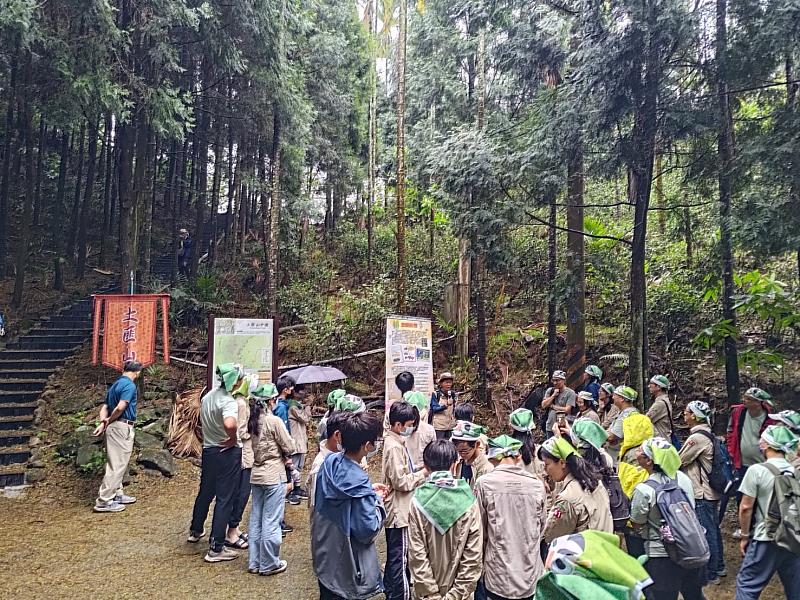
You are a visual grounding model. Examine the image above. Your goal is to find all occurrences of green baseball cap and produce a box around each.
[585,365,603,379]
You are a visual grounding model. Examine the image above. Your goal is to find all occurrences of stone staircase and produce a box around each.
[0,290,113,487]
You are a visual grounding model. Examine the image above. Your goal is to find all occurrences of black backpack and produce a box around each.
[696,430,736,495]
[604,470,631,532]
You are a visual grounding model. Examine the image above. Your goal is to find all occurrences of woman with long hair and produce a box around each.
[598,383,619,430]
[508,408,545,483]
[247,383,296,576]
[538,437,614,545]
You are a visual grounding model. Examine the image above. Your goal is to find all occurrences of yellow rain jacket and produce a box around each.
[616,413,654,498]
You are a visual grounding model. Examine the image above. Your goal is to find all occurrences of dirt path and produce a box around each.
[0,461,784,600]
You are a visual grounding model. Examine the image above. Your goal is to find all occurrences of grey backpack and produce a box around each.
[645,477,710,569]
[763,463,800,555]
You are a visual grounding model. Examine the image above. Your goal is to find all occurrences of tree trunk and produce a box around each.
[54,130,70,248]
[142,137,159,275]
[67,122,86,259]
[12,62,34,308]
[367,0,378,275]
[100,113,113,267]
[394,0,408,313]
[164,140,178,282]
[117,120,135,292]
[566,145,586,391]
[0,56,16,280]
[209,131,223,266]
[130,118,149,281]
[683,203,693,267]
[474,28,488,405]
[77,119,99,279]
[268,114,282,316]
[717,0,741,404]
[654,151,666,235]
[32,115,46,227]
[547,189,558,378]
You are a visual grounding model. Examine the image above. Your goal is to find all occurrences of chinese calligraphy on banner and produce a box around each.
[384,316,434,410]
[92,294,170,371]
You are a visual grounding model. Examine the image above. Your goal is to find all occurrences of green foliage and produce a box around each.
[170,275,229,327]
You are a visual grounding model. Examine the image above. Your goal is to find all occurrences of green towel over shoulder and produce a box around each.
[412,471,475,535]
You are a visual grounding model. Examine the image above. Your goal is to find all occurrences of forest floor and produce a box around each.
[0,448,784,600]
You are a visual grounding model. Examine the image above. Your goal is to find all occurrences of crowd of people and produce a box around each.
[91,361,800,600]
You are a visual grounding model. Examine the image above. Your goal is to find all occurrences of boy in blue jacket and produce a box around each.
[311,411,388,600]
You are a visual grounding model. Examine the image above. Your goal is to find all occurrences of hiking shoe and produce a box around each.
[294,487,310,500]
[281,522,294,534]
[187,529,206,543]
[286,493,301,505]
[93,501,126,513]
[204,547,240,563]
[732,528,743,539]
[114,493,137,505]
[260,560,287,576]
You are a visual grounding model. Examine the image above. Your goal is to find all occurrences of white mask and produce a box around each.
[400,426,415,437]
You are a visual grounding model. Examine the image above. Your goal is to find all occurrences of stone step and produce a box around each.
[29,328,92,337]
[7,340,83,350]
[0,359,63,372]
[0,445,31,466]
[0,429,32,447]
[0,349,73,361]
[0,464,26,487]
[0,402,37,418]
[0,390,40,404]
[39,320,93,329]
[0,415,33,430]
[0,379,46,392]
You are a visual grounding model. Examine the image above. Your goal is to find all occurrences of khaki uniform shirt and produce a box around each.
[646,394,673,440]
[474,464,547,599]
[432,391,457,432]
[236,397,254,469]
[579,409,602,425]
[679,424,720,501]
[250,411,296,486]
[543,474,614,544]
[289,404,311,455]
[601,404,621,431]
[408,500,483,600]
[407,422,436,471]
[382,431,427,528]
[457,451,494,490]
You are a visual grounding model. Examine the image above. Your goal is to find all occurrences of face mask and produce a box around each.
[400,426,414,437]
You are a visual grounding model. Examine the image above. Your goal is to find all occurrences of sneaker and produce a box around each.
[248,567,259,574]
[114,493,137,505]
[295,487,310,500]
[281,522,294,534]
[187,529,206,543]
[260,560,287,576]
[93,501,126,513]
[732,528,743,540]
[204,547,240,563]
[705,578,721,586]
[718,569,727,577]
[286,494,301,506]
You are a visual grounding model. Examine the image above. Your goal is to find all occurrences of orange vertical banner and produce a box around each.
[92,294,170,371]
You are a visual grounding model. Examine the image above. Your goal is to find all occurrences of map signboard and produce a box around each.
[207,317,278,390]
[385,316,434,409]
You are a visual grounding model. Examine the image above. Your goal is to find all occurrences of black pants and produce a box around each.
[228,467,252,529]
[190,446,242,552]
[644,556,705,600]
[625,531,646,560]
[383,527,411,600]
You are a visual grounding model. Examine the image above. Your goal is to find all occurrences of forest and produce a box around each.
[0,0,798,407]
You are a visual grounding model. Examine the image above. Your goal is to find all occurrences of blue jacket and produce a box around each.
[430,389,456,413]
[312,452,385,599]
[273,397,291,432]
[585,381,601,403]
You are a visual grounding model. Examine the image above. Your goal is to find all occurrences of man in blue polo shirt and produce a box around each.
[93,360,143,513]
